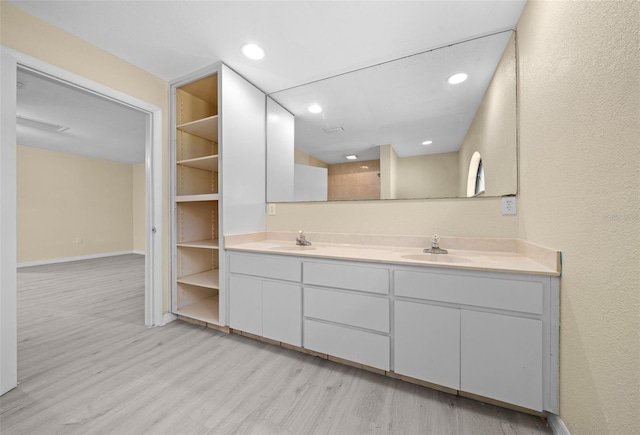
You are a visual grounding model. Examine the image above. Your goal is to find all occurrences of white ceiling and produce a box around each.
[11,0,526,163]
[12,0,526,93]
[270,31,513,164]
[17,68,146,164]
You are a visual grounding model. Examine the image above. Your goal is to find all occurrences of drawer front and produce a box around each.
[304,319,390,370]
[395,270,543,315]
[303,262,389,294]
[230,253,301,282]
[304,287,389,333]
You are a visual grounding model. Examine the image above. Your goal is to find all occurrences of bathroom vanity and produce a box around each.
[224,233,560,415]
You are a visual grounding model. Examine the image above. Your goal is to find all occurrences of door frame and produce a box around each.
[1,47,165,395]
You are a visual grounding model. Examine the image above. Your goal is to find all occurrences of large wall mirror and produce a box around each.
[266,30,517,202]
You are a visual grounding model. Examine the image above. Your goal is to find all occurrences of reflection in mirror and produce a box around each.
[267,30,517,202]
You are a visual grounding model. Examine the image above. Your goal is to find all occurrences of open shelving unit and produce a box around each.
[173,73,221,325]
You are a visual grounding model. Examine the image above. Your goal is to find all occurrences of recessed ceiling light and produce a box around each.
[447,73,468,85]
[241,43,265,60]
[308,104,323,114]
[345,155,358,160]
[422,140,433,145]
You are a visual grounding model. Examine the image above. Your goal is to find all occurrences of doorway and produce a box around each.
[1,48,164,396]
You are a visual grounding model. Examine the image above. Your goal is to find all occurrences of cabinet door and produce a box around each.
[229,275,262,336]
[263,281,302,346]
[394,301,460,390]
[461,310,543,411]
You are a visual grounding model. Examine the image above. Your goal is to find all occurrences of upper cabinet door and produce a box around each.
[220,65,266,236]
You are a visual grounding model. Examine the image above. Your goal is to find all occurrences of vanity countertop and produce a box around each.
[225,232,561,276]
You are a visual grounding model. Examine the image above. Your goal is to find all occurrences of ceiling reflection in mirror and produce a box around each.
[266,30,517,202]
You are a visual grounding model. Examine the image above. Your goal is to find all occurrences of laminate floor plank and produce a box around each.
[1,254,552,434]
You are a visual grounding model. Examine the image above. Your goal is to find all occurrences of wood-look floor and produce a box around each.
[1,254,552,435]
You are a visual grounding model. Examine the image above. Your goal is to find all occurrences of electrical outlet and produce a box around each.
[268,203,276,216]
[502,197,517,215]
[75,236,83,244]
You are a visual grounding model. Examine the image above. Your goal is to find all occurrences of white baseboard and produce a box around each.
[17,250,140,268]
[548,413,571,435]
[132,250,146,256]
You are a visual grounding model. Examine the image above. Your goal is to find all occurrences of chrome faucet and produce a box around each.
[423,234,448,254]
[296,230,312,246]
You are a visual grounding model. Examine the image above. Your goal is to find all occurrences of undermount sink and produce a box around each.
[269,245,317,251]
[401,253,473,264]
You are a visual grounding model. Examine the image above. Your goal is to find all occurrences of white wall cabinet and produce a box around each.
[394,300,460,390]
[171,65,265,326]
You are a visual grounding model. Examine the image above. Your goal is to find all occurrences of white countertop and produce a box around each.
[225,232,561,276]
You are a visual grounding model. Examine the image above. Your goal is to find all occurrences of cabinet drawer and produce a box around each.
[303,262,389,294]
[304,319,390,370]
[395,270,543,315]
[230,254,301,282]
[304,288,389,333]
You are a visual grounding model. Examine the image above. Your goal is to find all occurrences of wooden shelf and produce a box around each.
[177,115,218,141]
[177,239,219,249]
[177,269,219,289]
[176,295,219,324]
[175,194,219,202]
[177,155,218,172]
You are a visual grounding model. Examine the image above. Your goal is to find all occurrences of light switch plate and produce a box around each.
[502,197,517,215]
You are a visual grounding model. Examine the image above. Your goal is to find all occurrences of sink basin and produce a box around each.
[269,245,317,251]
[401,254,472,264]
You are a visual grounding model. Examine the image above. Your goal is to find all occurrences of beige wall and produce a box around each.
[17,146,133,262]
[380,144,398,199]
[517,1,639,433]
[458,31,517,197]
[294,148,328,168]
[132,163,145,252]
[397,152,460,199]
[1,2,170,309]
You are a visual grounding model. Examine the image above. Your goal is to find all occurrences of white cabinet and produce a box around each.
[304,319,390,370]
[228,253,302,346]
[394,301,460,390]
[263,281,302,346]
[461,310,543,411]
[228,275,262,336]
[304,287,389,333]
[171,65,266,326]
[226,252,558,413]
[301,261,391,371]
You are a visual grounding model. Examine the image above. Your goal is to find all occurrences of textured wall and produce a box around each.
[458,32,517,197]
[266,197,518,238]
[17,146,134,262]
[397,152,460,199]
[1,3,169,309]
[517,1,639,433]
